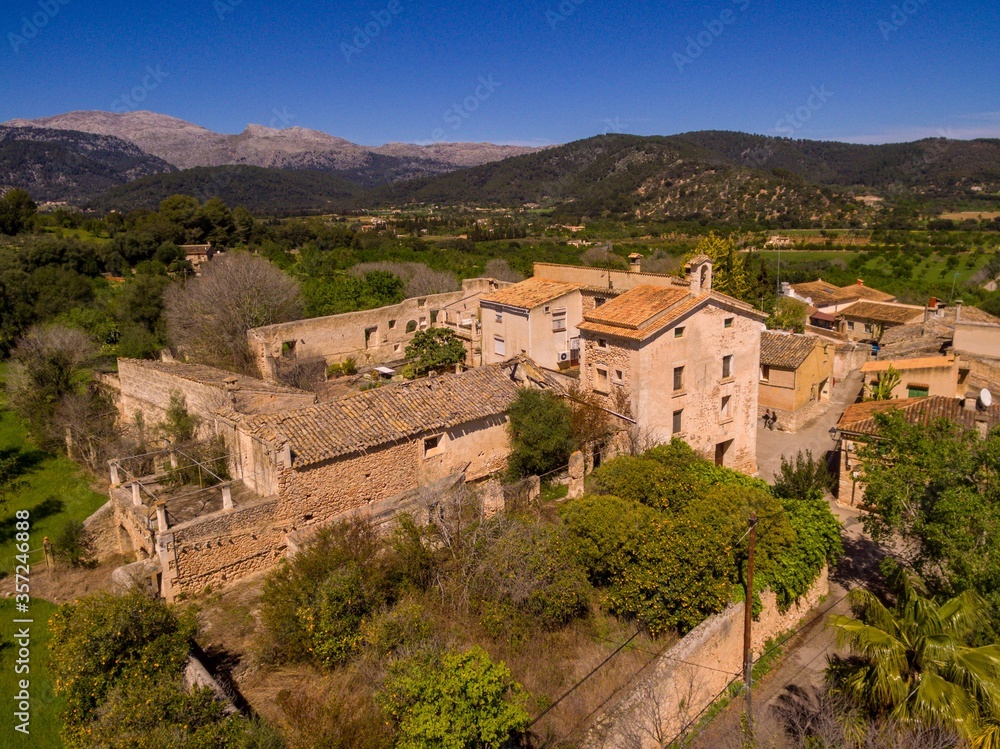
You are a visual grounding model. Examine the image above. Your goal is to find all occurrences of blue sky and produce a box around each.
[2,0,998,146]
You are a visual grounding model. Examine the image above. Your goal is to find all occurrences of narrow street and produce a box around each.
[689,371,881,747]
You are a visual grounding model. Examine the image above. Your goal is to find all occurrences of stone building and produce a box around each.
[835,396,1000,507]
[114,358,318,441]
[479,258,692,373]
[248,278,508,383]
[758,332,835,432]
[576,258,767,473]
[783,279,896,313]
[107,358,553,599]
[953,302,1000,362]
[836,301,925,341]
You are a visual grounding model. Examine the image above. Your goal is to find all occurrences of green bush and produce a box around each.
[377,647,530,749]
[259,519,401,668]
[506,389,574,479]
[53,519,94,567]
[773,449,835,500]
[766,496,843,609]
[49,590,195,730]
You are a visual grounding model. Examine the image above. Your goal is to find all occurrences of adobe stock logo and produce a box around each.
[430,76,501,142]
[8,0,72,54]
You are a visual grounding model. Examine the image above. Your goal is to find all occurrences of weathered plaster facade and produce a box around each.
[248,278,506,381]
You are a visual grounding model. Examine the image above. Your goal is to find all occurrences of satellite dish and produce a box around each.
[981,389,993,408]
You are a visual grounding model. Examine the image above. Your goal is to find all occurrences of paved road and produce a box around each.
[756,371,864,483]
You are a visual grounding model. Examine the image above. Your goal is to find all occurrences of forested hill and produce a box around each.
[358,132,1000,223]
[91,166,362,215]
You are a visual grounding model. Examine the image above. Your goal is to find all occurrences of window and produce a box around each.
[388,319,396,329]
[494,336,506,357]
[553,315,567,332]
[613,368,624,385]
[393,344,401,353]
[722,355,733,379]
[364,326,378,348]
[598,338,608,348]
[423,435,442,457]
[673,366,684,391]
[417,298,427,308]
[907,384,930,398]
[672,409,683,435]
[724,317,734,329]
[760,364,770,382]
[281,340,297,358]
[406,320,418,333]
[495,311,503,323]
[674,327,685,338]
[544,305,551,314]
[419,317,428,329]
[721,395,732,420]
[595,366,609,392]
[847,321,855,331]
[430,310,439,323]
[595,297,606,307]
[864,323,873,334]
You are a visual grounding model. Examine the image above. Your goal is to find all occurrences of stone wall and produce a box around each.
[585,566,830,748]
[167,497,282,596]
[118,360,229,441]
[248,279,505,381]
[834,343,871,383]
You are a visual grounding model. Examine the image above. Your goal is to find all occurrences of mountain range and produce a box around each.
[2,110,1000,224]
[1,110,540,202]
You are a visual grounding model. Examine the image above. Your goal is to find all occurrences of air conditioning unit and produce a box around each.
[558,352,570,362]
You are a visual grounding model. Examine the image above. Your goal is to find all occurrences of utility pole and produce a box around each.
[743,513,758,734]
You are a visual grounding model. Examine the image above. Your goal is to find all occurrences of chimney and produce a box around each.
[224,376,240,392]
[928,297,938,310]
[955,300,963,323]
[856,279,864,286]
[628,253,643,273]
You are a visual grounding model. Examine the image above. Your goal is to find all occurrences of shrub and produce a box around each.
[506,389,574,479]
[259,519,400,668]
[377,647,530,749]
[49,590,195,730]
[54,519,94,567]
[773,449,835,500]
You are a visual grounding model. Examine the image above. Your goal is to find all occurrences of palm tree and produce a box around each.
[828,571,1000,747]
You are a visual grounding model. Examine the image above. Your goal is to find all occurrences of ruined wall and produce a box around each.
[534,263,685,292]
[585,566,830,748]
[117,360,229,440]
[249,279,503,381]
[834,343,871,381]
[167,497,282,596]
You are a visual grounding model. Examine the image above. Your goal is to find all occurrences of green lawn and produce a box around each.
[0,406,108,574]
[0,597,63,746]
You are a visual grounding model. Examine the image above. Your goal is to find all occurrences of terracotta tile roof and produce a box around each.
[852,285,897,303]
[789,280,852,306]
[118,358,309,395]
[838,301,924,325]
[242,362,525,467]
[578,289,765,341]
[479,277,579,310]
[958,306,1000,326]
[861,356,955,373]
[760,332,818,369]
[838,395,1000,437]
[583,285,691,328]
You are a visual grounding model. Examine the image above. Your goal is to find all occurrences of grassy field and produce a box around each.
[0,405,108,574]
[0,597,63,746]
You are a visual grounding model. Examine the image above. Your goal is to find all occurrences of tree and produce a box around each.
[5,325,96,446]
[768,297,808,332]
[506,389,574,479]
[688,232,750,301]
[773,449,834,500]
[856,413,1000,620]
[405,327,467,376]
[828,570,1000,745]
[866,364,900,401]
[0,188,37,235]
[164,253,302,374]
[377,647,530,749]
